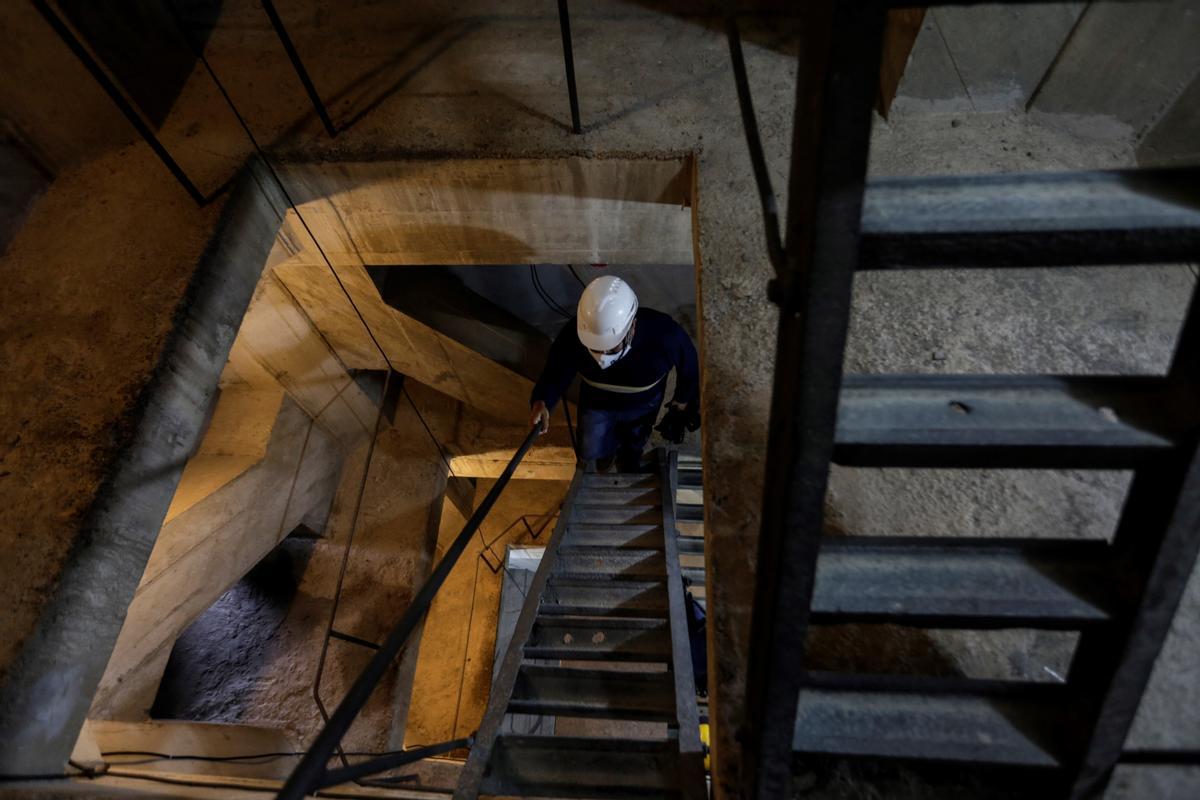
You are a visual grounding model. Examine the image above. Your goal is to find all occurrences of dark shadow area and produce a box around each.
[58,0,224,128]
[795,757,1069,800]
[0,125,51,256]
[150,531,315,721]
[370,265,554,383]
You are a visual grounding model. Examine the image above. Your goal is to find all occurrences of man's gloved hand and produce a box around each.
[655,401,700,444]
[529,401,550,435]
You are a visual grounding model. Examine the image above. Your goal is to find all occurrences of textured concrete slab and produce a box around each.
[0,161,281,773]
[1029,0,1200,136]
[934,4,1084,112]
[88,398,340,720]
[894,4,1084,114]
[1138,71,1200,167]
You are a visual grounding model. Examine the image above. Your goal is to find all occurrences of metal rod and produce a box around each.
[329,630,380,650]
[657,450,706,799]
[556,0,583,134]
[31,0,206,205]
[278,425,543,800]
[725,13,785,273]
[742,3,887,799]
[311,370,398,771]
[318,737,472,788]
[260,0,339,138]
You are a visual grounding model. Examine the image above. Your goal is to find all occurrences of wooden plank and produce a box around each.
[877,9,926,119]
[453,469,585,799]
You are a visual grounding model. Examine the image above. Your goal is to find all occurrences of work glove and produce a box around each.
[529,401,550,435]
[655,403,700,444]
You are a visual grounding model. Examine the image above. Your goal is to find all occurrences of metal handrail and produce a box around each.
[278,424,544,798]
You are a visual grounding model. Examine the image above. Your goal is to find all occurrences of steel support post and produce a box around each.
[261,0,339,138]
[1067,290,1200,798]
[32,0,208,205]
[740,3,886,799]
[557,0,583,134]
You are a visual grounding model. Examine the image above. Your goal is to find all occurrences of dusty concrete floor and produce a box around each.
[0,143,226,681]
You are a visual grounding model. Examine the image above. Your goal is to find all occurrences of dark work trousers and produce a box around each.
[577,390,664,472]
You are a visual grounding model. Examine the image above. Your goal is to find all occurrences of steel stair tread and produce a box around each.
[577,487,664,505]
[554,547,667,580]
[582,473,662,489]
[509,664,676,722]
[573,505,665,526]
[541,578,670,616]
[858,167,1200,268]
[483,735,681,799]
[793,683,1068,768]
[565,524,665,548]
[539,603,670,619]
[812,537,1114,628]
[527,616,671,662]
[835,374,1192,469]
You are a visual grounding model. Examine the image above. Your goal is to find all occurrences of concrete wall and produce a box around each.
[276,159,693,266]
[87,397,342,721]
[0,162,283,773]
[892,3,1085,114]
[892,1,1200,161]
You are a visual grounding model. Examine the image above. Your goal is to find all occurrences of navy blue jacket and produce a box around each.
[531,308,699,412]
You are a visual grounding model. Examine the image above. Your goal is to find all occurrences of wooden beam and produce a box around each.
[877,9,926,119]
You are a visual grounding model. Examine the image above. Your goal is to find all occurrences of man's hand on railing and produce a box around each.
[530,400,550,435]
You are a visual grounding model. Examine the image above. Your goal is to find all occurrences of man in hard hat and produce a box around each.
[529,276,699,472]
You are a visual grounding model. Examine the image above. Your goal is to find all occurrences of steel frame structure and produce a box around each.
[734,2,1200,799]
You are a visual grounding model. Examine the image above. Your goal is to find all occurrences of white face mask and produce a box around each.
[592,342,631,370]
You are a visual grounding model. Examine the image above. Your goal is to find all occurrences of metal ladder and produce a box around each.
[456,450,706,799]
[735,3,1200,799]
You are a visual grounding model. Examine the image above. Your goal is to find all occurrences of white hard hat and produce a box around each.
[577,276,638,351]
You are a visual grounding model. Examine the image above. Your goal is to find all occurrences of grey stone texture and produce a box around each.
[893,4,1084,114]
[1029,0,1200,136]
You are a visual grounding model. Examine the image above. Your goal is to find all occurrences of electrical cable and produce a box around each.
[530,264,573,319]
[568,264,588,288]
[100,746,436,765]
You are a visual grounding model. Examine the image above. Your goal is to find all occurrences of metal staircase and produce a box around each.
[732,3,1200,799]
[456,450,706,799]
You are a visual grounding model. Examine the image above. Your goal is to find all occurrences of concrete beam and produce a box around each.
[88,399,341,720]
[275,158,694,266]
[90,720,301,780]
[233,271,379,451]
[273,251,533,422]
[0,162,284,774]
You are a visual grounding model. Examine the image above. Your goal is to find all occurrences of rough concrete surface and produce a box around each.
[893,4,1084,114]
[0,0,1197,793]
[88,397,342,721]
[0,158,283,773]
[123,383,455,758]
